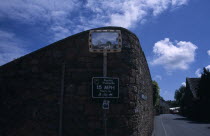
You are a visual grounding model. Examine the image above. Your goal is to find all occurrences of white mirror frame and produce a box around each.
[89,29,122,53]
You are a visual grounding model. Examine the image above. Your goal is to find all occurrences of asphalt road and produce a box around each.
[153,114,210,136]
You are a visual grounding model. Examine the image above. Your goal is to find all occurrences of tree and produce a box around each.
[197,68,210,121]
[174,85,187,115]
[152,80,160,107]
[166,100,179,107]
[174,86,186,106]
[197,68,210,99]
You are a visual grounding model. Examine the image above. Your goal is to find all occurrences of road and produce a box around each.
[153,114,210,136]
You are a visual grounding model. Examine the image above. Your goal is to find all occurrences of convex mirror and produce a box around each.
[89,30,122,53]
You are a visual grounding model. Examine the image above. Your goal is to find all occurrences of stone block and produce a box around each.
[130,77,136,84]
[77,85,88,96]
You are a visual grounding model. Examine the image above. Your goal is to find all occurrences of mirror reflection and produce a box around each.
[91,32,119,49]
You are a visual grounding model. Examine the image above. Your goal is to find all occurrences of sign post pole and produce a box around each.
[103,51,108,136]
[89,29,122,136]
[103,51,107,77]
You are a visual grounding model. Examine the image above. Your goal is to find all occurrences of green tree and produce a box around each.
[174,86,186,115]
[174,86,186,106]
[166,100,179,107]
[152,80,160,107]
[197,68,210,121]
[106,41,112,45]
[197,68,210,99]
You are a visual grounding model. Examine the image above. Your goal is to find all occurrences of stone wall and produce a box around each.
[0,27,153,136]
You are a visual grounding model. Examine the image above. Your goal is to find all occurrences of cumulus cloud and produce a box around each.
[0,0,78,23]
[0,0,189,41]
[151,38,197,70]
[195,68,202,77]
[172,0,189,6]
[181,82,186,87]
[195,65,210,77]
[207,50,210,56]
[206,65,210,71]
[0,30,28,66]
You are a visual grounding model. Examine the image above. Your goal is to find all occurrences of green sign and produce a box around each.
[92,77,119,98]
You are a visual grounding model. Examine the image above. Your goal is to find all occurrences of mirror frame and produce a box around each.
[89,29,122,53]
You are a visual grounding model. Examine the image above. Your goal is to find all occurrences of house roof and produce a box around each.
[186,78,201,99]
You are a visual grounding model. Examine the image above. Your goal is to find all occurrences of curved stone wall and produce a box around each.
[0,27,153,136]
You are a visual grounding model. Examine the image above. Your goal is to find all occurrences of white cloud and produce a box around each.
[151,38,197,70]
[50,26,71,41]
[172,0,189,6]
[181,82,186,87]
[144,0,171,16]
[206,65,210,71]
[154,75,162,80]
[195,68,202,77]
[108,1,147,28]
[0,30,28,66]
[195,65,210,77]
[0,0,78,23]
[0,0,189,41]
[207,50,210,56]
[0,0,82,41]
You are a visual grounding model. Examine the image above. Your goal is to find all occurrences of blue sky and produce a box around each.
[0,0,210,100]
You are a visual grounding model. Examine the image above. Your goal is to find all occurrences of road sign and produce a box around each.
[92,77,119,98]
[102,100,110,109]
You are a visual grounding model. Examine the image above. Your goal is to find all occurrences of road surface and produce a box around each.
[153,114,210,136]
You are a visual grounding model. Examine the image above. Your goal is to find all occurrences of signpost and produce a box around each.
[92,77,119,98]
[89,29,122,136]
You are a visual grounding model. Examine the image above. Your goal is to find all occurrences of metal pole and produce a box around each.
[103,52,107,77]
[104,109,107,136]
[103,51,107,136]
[59,63,65,136]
